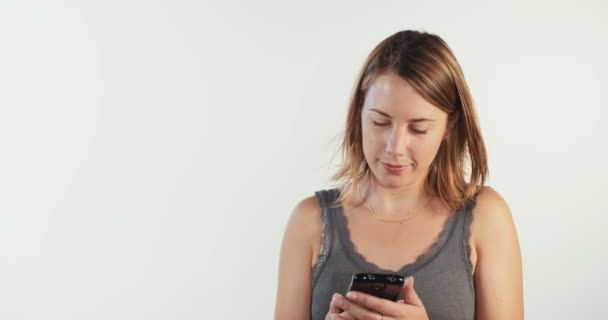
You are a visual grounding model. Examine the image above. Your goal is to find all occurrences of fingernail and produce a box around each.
[335,296,344,306]
[346,291,357,299]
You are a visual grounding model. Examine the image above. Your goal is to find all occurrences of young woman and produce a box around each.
[275,30,523,320]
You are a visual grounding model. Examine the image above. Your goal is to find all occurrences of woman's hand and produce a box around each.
[332,277,429,320]
[325,293,355,320]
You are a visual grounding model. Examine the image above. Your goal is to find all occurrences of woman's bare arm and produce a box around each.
[472,187,524,319]
[274,196,323,320]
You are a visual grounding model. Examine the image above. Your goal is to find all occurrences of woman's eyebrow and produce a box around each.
[369,108,435,122]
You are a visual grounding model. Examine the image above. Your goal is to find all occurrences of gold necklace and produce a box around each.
[358,183,430,225]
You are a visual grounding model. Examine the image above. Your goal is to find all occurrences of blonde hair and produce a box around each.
[330,30,488,211]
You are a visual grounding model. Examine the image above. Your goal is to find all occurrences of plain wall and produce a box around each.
[0,0,606,318]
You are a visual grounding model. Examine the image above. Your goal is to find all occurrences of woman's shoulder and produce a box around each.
[283,193,325,247]
[291,194,323,222]
[470,186,517,248]
[471,186,511,219]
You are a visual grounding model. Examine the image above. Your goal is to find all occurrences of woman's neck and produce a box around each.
[358,176,433,218]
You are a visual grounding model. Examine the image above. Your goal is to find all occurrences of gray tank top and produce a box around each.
[311,188,476,320]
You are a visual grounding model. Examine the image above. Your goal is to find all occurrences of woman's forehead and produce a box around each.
[363,73,446,120]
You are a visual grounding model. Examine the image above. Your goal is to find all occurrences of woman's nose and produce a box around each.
[385,126,408,156]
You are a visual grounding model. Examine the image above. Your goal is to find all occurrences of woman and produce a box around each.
[275,30,523,320]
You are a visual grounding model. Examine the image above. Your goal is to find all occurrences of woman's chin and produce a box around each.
[376,175,408,187]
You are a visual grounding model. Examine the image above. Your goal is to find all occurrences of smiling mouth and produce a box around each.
[382,162,407,168]
[381,162,409,174]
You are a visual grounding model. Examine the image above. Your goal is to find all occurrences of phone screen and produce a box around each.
[347,273,404,301]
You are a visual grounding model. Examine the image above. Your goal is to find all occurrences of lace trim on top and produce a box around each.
[461,199,477,279]
[335,189,466,275]
[312,190,334,286]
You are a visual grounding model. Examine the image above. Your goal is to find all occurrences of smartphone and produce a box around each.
[347,273,404,301]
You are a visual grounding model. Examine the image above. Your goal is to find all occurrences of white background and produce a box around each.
[0,0,606,319]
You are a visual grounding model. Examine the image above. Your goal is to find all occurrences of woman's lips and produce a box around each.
[382,162,408,174]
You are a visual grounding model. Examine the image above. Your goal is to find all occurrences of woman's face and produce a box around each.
[361,72,450,189]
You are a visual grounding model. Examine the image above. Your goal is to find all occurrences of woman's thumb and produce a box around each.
[403,277,424,307]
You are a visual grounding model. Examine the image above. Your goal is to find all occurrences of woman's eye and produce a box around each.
[372,121,427,134]
[372,121,390,127]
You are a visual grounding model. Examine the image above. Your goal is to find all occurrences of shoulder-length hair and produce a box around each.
[330,30,488,211]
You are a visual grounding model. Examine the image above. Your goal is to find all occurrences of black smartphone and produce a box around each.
[347,273,404,301]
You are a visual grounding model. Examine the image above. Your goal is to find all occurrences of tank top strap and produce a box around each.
[459,197,477,277]
[312,188,341,285]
